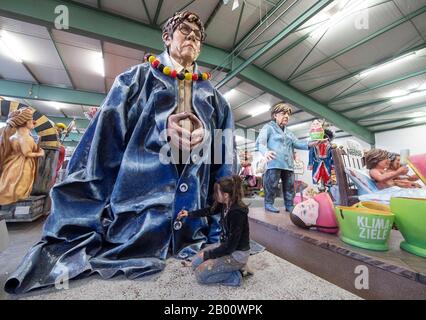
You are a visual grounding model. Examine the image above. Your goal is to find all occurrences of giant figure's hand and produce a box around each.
[264,151,276,162]
[167,112,204,151]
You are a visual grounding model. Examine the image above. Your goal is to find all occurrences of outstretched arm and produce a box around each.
[369,166,408,183]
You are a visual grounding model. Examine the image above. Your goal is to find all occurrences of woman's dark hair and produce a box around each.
[212,175,248,211]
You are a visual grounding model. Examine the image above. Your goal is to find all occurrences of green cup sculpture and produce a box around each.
[390,197,426,258]
[335,202,394,251]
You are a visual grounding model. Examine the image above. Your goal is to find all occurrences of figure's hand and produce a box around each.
[167,113,192,151]
[177,209,189,220]
[265,151,276,162]
[187,113,204,149]
[38,148,45,157]
[167,112,204,151]
[397,166,409,175]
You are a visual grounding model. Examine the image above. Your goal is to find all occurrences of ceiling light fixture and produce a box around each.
[359,51,417,78]
[0,30,23,63]
[391,90,426,104]
[250,104,270,118]
[232,0,240,11]
[414,116,426,123]
[47,101,65,110]
[311,0,365,38]
[94,51,105,77]
[223,88,236,100]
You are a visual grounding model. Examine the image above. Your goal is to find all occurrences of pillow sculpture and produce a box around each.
[313,192,339,234]
[290,193,339,234]
[345,168,379,195]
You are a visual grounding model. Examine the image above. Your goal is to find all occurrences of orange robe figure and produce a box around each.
[0,137,38,205]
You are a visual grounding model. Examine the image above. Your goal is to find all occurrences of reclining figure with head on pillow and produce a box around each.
[365,149,420,189]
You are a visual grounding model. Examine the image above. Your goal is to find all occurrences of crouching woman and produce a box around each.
[177,175,250,287]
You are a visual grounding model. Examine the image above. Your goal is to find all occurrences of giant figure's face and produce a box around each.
[273,111,290,127]
[164,20,202,65]
[26,119,36,130]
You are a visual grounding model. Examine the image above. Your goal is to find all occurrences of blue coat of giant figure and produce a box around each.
[5,51,236,294]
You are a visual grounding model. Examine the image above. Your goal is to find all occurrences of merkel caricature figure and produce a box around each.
[5,11,236,294]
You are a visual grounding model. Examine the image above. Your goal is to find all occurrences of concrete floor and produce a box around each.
[0,216,361,300]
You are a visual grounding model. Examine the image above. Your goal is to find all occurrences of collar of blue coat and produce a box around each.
[150,51,215,124]
[270,120,287,133]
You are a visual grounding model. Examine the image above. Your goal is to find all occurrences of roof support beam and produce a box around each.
[306,42,426,94]
[47,28,75,89]
[0,78,250,130]
[264,0,395,69]
[141,0,153,25]
[212,0,293,74]
[158,0,197,26]
[216,0,333,89]
[0,79,106,106]
[366,117,423,128]
[233,0,290,56]
[355,102,426,121]
[153,0,163,26]
[0,0,374,144]
[204,0,223,30]
[328,68,426,103]
[340,98,392,115]
[375,121,426,133]
[289,5,426,81]
[232,1,246,50]
[246,110,306,129]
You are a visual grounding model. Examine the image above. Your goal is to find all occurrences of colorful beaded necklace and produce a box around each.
[144,54,211,81]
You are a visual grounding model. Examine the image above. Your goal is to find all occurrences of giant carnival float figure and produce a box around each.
[0,108,45,205]
[5,10,236,294]
[0,100,63,215]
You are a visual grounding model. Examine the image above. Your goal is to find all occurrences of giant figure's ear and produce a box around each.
[162,32,172,47]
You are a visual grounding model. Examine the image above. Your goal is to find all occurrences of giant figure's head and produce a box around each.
[270,102,293,128]
[162,11,206,67]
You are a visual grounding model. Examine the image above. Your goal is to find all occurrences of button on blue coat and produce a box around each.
[4,52,236,294]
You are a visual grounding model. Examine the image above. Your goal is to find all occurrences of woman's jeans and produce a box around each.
[191,244,248,287]
[264,168,295,212]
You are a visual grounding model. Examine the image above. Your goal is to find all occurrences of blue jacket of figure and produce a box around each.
[4,51,236,294]
[256,121,308,171]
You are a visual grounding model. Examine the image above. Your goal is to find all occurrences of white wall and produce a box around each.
[375,125,426,155]
[334,136,371,151]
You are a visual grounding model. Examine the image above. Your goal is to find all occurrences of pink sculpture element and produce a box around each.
[313,192,339,234]
[408,154,426,185]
